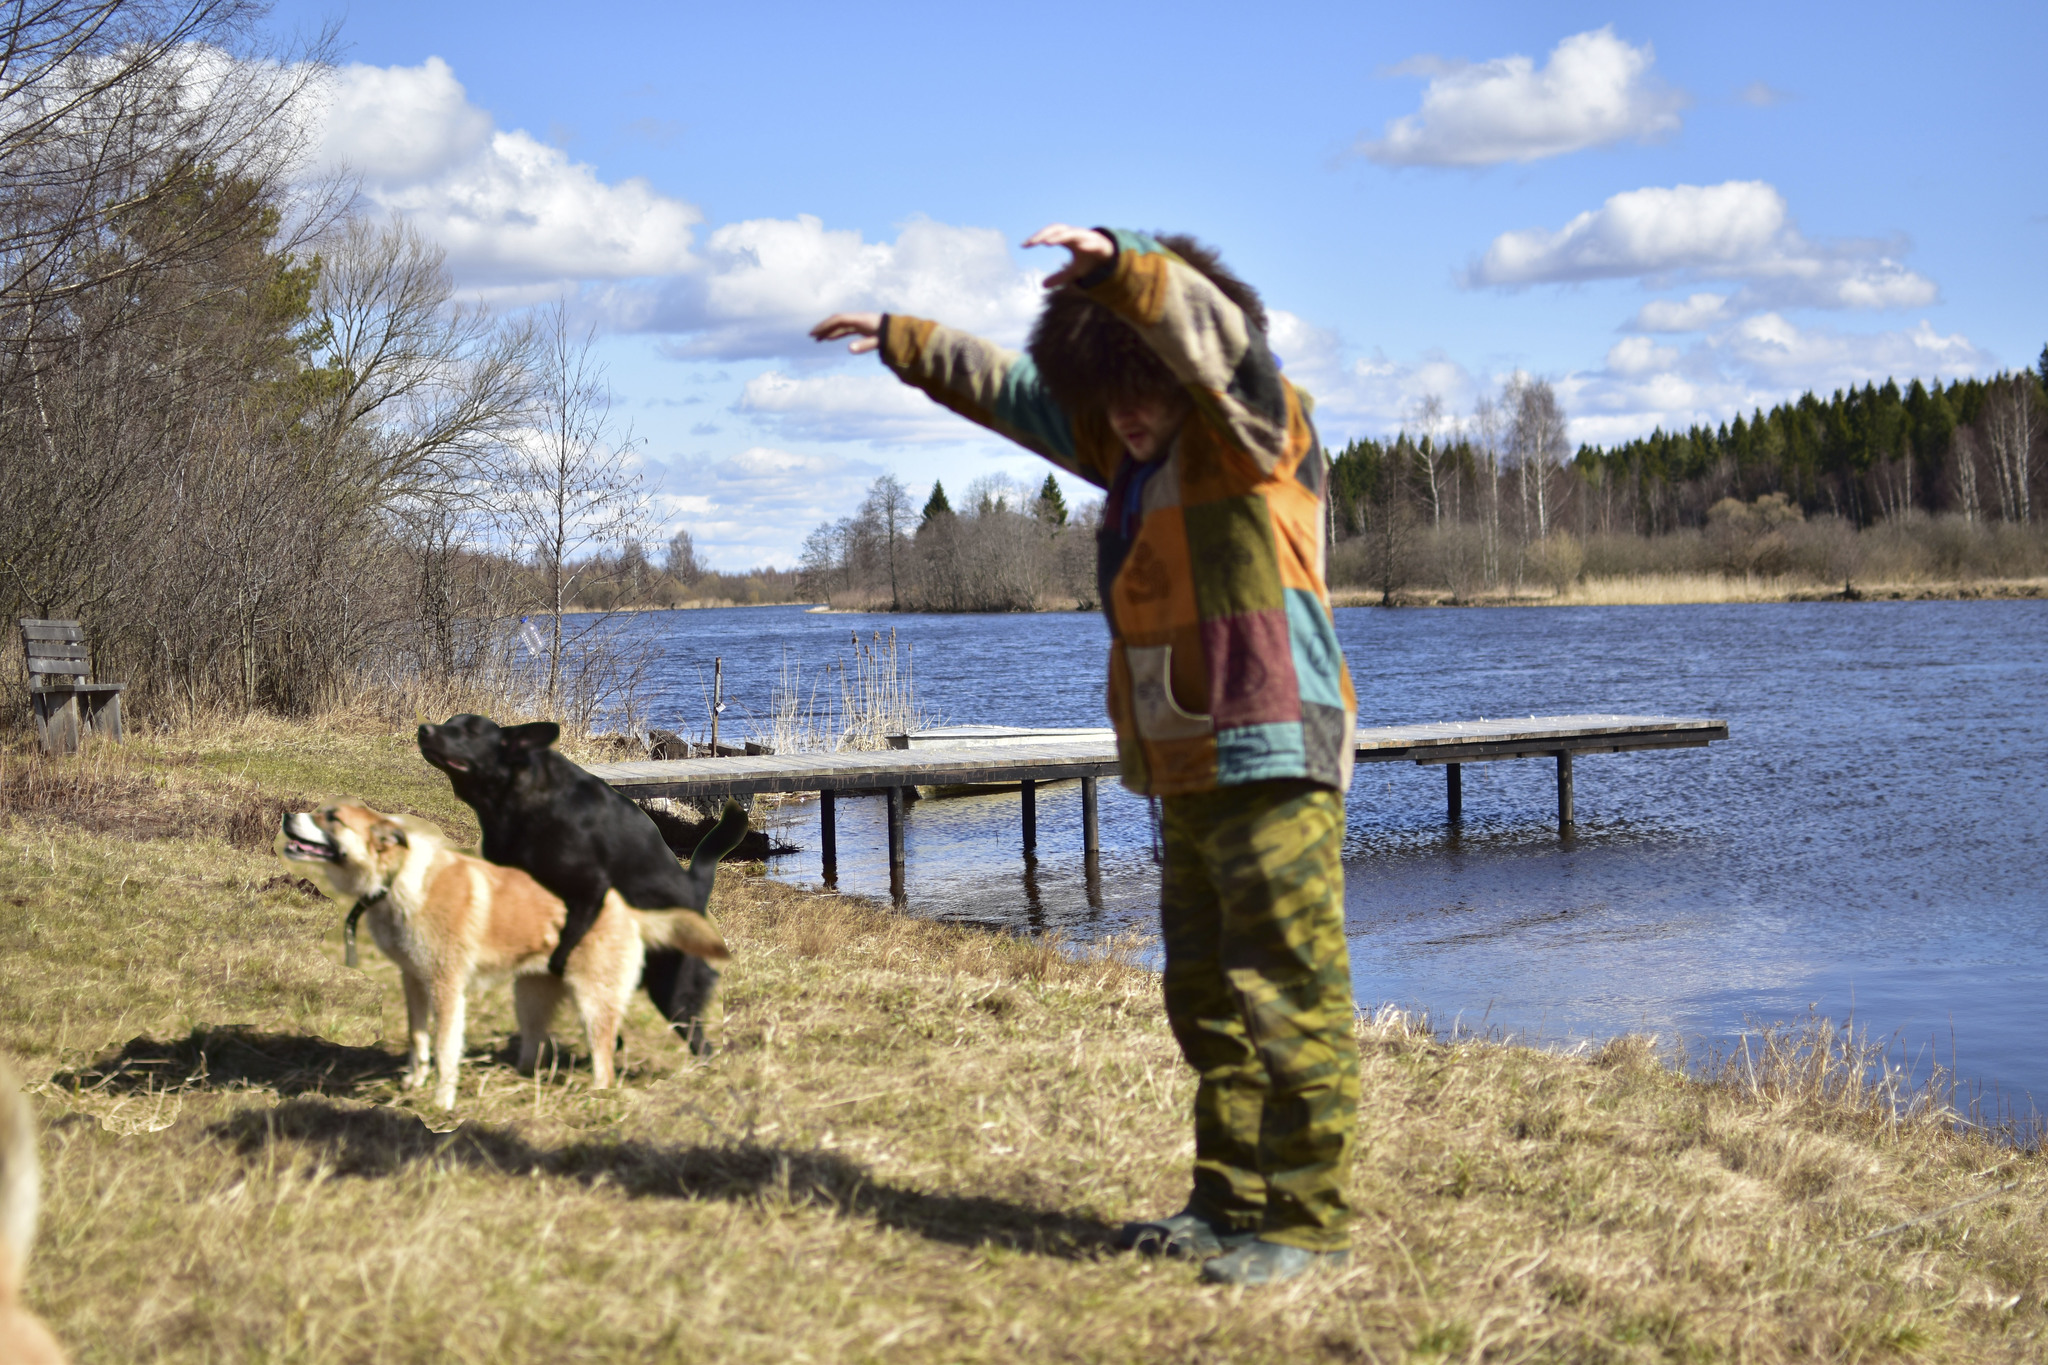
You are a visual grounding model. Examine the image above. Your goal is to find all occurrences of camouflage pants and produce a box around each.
[1159,780,1359,1252]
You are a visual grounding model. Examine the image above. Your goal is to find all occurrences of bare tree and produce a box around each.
[1508,376,1570,541]
[499,302,645,707]
[1368,442,1417,606]
[1983,374,2040,524]
[1952,426,1982,524]
[664,528,702,585]
[306,216,538,679]
[1470,391,1504,588]
[0,4,341,386]
[858,473,914,610]
[1410,393,1451,527]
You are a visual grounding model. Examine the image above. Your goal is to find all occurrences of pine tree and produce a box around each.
[1037,473,1068,526]
[2037,342,2047,392]
[921,479,952,523]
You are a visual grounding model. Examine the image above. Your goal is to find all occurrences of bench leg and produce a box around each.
[31,691,80,756]
[83,691,122,742]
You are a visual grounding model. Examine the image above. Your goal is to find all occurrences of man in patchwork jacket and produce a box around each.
[812,224,1360,1285]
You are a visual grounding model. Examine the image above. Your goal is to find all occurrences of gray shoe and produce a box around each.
[1199,1239,1351,1285]
[1114,1209,1258,1260]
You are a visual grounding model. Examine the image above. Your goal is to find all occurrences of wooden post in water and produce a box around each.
[1080,776,1100,859]
[1020,778,1037,854]
[1555,750,1574,832]
[819,790,837,885]
[710,657,722,756]
[886,786,906,903]
[1446,763,1462,823]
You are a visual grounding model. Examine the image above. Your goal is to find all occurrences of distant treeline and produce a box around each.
[1330,358,2048,544]
[795,473,1098,612]
[780,358,2048,613]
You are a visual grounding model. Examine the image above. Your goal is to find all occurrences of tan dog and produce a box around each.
[276,803,730,1109]
[1,1064,68,1365]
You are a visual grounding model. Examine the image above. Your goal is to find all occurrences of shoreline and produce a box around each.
[5,717,2046,1360]
[564,576,2048,617]
[1331,576,2048,609]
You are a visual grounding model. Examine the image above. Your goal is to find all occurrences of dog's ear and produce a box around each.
[501,722,561,753]
[371,820,409,851]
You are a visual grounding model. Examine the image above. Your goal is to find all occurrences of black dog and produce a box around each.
[417,714,749,1053]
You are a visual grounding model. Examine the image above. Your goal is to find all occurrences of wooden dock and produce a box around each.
[583,714,1728,897]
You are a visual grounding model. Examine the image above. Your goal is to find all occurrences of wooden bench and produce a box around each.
[18,619,124,754]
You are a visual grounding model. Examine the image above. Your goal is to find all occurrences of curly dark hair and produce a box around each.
[1026,232,1265,413]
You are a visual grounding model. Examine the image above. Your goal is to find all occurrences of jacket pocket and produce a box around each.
[1124,643,1213,740]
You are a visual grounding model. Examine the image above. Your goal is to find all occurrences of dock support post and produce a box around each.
[1021,779,1037,854]
[886,786,906,903]
[1080,776,1099,858]
[1446,763,1462,823]
[1555,751,1574,832]
[819,790,837,886]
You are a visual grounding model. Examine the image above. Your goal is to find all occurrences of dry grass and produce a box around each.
[1555,573,1815,605]
[2,722,2047,1361]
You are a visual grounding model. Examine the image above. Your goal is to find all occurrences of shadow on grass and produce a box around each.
[52,1026,406,1097]
[209,1097,1117,1258]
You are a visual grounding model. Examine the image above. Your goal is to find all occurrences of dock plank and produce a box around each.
[582,713,1728,799]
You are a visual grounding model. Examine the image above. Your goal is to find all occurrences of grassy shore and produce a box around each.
[2,719,2046,1362]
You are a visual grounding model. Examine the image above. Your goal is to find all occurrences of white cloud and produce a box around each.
[1267,309,1478,440]
[640,445,885,566]
[1737,81,1794,108]
[614,215,1045,360]
[1629,293,1733,332]
[310,59,1047,360]
[1604,336,1682,375]
[314,60,701,292]
[314,57,492,182]
[1269,302,1989,453]
[1359,28,1686,167]
[1469,180,1938,311]
[1563,316,1988,446]
[733,367,1001,445]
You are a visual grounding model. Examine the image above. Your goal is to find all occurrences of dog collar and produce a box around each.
[344,888,389,969]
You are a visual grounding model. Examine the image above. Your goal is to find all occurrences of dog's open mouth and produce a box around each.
[279,813,343,863]
[416,728,471,772]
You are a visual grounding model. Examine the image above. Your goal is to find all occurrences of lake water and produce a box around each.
[605,600,2048,1115]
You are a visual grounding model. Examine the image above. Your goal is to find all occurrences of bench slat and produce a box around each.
[29,680,123,693]
[25,642,89,662]
[18,620,84,642]
[26,656,90,674]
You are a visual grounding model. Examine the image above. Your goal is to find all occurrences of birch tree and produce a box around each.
[501,302,644,707]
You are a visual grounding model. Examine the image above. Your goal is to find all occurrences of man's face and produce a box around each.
[1107,395,1184,462]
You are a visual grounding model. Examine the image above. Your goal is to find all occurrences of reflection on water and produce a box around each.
[617,600,2048,1111]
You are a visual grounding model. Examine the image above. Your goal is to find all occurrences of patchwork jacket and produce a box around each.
[879,228,1356,798]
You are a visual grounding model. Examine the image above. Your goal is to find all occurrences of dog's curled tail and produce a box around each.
[631,908,732,967]
[1,1063,68,1364]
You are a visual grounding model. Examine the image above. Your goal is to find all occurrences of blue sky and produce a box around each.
[272,0,2047,569]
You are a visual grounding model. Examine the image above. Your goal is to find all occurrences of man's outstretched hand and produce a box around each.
[810,225,1110,348]
[811,311,883,354]
[1024,224,1115,288]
